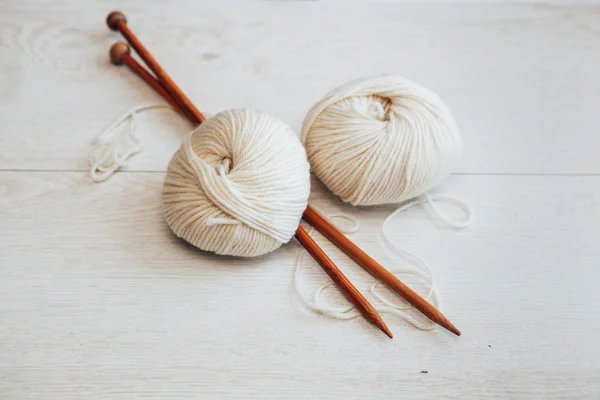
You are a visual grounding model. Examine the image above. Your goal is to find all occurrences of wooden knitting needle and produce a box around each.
[108,26,460,337]
[110,42,185,115]
[106,11,205,125]
[108,41,393,339]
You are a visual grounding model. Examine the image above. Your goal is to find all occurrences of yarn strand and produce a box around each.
[88,104,174,182]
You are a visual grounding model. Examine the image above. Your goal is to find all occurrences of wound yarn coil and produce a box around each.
[162,108,311,257]
[301,75,462,206]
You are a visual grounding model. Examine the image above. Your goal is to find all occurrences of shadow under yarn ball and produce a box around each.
[163,108,311,258]
[301,76,463,206]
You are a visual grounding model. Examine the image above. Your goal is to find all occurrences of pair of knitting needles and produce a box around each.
[105,11,460,338]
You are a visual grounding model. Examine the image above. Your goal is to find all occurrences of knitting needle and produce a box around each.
[108,26,461,337]
[108,41,393,339]
[109,42,186,115]
[106,11,205,125]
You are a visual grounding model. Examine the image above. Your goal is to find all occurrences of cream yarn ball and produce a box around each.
[163,108,310,257]
[301,76,462,206]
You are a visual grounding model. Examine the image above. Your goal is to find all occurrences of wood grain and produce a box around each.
[1,172,600,399]
[1,1,600,173]
[2,1,600,399]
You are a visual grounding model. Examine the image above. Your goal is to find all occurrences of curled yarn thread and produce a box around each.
[302,75,462,206]
[89,104,173,182]
[294,195,472,330]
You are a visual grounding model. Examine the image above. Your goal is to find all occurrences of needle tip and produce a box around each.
[445,322,461,336]
[375,320,393,339]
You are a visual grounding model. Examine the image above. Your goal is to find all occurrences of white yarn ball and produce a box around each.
[301,76,462,206]
[163,108,310,257]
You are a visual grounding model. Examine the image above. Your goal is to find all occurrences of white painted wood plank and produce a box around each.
[1,1,599,174]
[1,171,599,398]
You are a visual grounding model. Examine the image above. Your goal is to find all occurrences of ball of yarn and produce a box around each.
[163,108,310,257]
[301,76,462,206]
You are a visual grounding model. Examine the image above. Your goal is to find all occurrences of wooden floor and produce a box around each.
[1,1,600,399]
